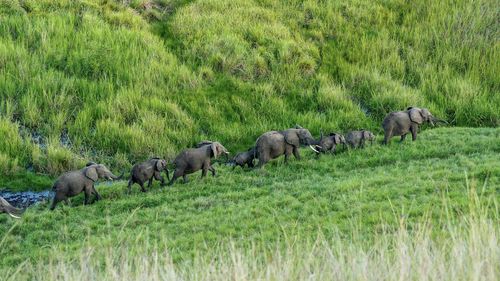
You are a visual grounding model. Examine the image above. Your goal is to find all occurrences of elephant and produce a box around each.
[127,158,169,193]
[50,164,123,210]
[255,128,319,168]
[168,141,229,185]
[382,107,447,144]
[0,196,23,218]
[346,130,375,149]
[313,132,346,155]
[229,147,256,169]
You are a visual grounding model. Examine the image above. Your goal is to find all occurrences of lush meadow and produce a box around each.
[0,127,499,279]
[0,0,498,279]
[0,0,498,178]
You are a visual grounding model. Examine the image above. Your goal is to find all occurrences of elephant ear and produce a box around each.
[155,159,163,171]
[283,130,300,147]
[84,166,98,182]
[332,134,341,144]
[409,108,424,124]
[362,130,371,139]
[211,142,218,159]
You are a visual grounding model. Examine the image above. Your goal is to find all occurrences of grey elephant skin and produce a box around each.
[382,107,446,144]
[0,196,23,218]
[168,141,229,185]
[128,158,169,193]
[314,132,346,154]
[230,147,256,169]
[346,130,375,149]
[255,128,318,168]
[50,164,122,210]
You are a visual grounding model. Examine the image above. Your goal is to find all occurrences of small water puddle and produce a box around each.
[0,190,54,209]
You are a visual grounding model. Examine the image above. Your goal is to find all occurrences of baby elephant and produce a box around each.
[230,147,256,169]
[169,141,229,185]
[313,132,346,155]
[51,163,122,210]
[128,158,169,193]
[346,130,375,149]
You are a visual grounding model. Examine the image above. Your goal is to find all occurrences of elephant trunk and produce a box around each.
[1,197,23,219]
[432,117,448,124]
[110,171,124,180]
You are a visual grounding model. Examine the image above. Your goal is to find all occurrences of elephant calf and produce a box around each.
[382,107,446,144]
[313,132,346,155]
[128,158,169,193]
[0,197,22,218]
[168,141,229,185]
[230,147,256,169]
[51,163,122,210]
[346,130,375,149]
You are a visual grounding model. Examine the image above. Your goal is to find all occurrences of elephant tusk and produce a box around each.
[8,212,21,219]
[309,145,320,153]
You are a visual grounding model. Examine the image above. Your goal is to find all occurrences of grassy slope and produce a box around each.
[0,127,498,268]
[0,0,499,179]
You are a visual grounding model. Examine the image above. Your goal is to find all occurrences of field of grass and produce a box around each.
[0,0,499,177]
[0,127,498,279]
[0,1,498,278]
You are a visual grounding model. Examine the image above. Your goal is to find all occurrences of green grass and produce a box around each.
[0,1,498,278]
[0,0,499,177]
[0,127,498,271]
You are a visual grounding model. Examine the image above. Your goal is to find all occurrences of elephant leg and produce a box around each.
[127,179,134,194]
[154,172,165,187]
[383,130,392,145]
[168,169,183,186]
[257,153,268,168]
[50,193,65,210]
[400,134,407,142]
[284,146,293,164]
[84,190,91,205]
[410,125,418,141]
[292,147,301,160]
[92,185,101,201]
[201,164,208,178]
[208,166,216,177]
[183,175,189,184]
[139,182,147,192]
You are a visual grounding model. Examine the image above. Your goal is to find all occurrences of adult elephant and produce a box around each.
[382,107,447,144]
[51,163,123,210]
[0,197,23,218]
[255,128,319,168]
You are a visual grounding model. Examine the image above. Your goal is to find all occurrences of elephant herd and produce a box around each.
[0,106,446,215]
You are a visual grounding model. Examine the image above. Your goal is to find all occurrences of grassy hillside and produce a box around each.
[0,0,498,178]
[0,127,498,273]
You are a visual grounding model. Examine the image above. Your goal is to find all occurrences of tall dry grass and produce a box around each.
[4,192,498,281]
